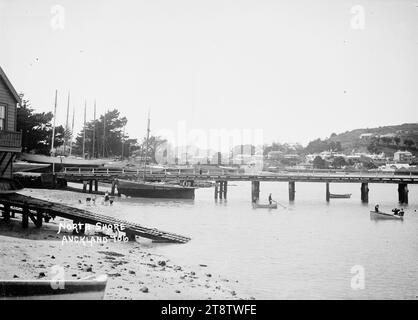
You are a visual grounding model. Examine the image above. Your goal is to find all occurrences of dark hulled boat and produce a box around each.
[329,193,352,199]
[0,275,107,300]
[117,179,195,199]
[117,111,195,199]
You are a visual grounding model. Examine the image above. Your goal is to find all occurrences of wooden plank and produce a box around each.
[0,194,190,243]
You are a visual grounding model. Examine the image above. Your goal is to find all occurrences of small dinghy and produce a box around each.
[329,193,352,199]
[0,275,107,300]
[252,202,278,209]
[0,177,24,194]
[370,211,403,220]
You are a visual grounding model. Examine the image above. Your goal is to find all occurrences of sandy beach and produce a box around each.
[0,188,250,300]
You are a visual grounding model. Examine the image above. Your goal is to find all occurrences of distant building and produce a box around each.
[360,133,374,139]
[393,150,413,163]
[378,163,410,172]
[0,66,22,178]
[379,133,396,138]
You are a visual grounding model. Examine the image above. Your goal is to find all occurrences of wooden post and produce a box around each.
[214,181,219,199]
[35,210,43,228]
[289,181,295,201]
[82,181,87,193]
[111,180,116,196]
[223,181,227,199]
[219,181,224,199]
[251,181,260,203]
[326,182,330,202]
[22,203,29,229]
[94,180,98,192]
[3,203,10,222]
[361,182,369,203]
[398,183,408,204]
[89,180,93,193]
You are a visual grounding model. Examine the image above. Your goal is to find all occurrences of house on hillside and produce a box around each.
[359,133,374,140]
[0,66,22,178]
[393,150,413,163]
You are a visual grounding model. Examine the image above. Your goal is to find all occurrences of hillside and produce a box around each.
[314,123,418,156]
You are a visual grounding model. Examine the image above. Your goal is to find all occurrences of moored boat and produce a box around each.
[13,161,51,172]
[0,275,107,300]
[117,179,195,199]
[20,153,106,168]
[329,193,352,199]
[252,202,278,209]
[370,210,403,220]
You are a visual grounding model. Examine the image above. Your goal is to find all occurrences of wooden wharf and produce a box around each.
[57,168,418,204]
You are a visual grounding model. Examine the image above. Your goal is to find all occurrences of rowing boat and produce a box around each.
[252,202,278,209]
[329,193,352,199]
[370,211,403,220]
[0,275,107,300]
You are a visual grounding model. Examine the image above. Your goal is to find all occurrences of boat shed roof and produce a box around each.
[0,66,21,103]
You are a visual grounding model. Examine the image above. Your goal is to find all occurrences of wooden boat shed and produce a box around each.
[0,66,22,179]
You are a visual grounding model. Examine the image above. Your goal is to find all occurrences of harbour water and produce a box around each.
[108,182,418,299]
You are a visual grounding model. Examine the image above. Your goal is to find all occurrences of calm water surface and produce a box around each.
[108,182,418,299]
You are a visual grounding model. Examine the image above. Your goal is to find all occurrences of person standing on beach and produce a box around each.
[103,191,110,205]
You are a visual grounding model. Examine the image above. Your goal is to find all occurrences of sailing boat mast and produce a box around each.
[82,100,86,159]
[64,92,70,155]
[69,107,75,156]
[102,110,106,158]
[142,110,150,181]
[51,90,58,174]
[51,90,58,156]
[92,100,96,159]
[121,124,125,160]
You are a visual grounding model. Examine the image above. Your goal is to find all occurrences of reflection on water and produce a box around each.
[106,182,418,299]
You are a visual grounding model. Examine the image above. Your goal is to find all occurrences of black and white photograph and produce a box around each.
[0,0,417,306]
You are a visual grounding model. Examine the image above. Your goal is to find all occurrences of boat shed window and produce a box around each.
[0,105,6,131]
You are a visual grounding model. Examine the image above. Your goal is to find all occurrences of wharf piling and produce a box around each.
[326,182,330,202]
[214,181,227,199]
[251,181,260,203]
[398,183,408,204]
[289,181,295,201]
[361,182,369,203]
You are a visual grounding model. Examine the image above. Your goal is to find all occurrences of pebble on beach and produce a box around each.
[140,286,149,293]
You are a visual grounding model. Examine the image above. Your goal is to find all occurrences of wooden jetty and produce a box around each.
[56,168,418,204]
[0,193,190,244]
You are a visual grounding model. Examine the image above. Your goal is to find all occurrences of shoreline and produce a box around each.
[0,188,251,300]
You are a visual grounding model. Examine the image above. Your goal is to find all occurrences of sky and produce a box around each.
[1,0,417,151]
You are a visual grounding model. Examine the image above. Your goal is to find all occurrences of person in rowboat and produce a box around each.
[392,208,400,215]
[374,204,380,212]
[268,193,273,205]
